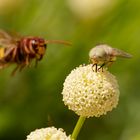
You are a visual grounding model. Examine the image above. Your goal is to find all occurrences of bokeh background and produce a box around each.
[0,0,139,140]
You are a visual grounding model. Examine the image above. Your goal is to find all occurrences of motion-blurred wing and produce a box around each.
[0,29,19,69]
[112,48,132,58]
[0,29,20,47]
[0,59,9,69]
[0,29,18,57]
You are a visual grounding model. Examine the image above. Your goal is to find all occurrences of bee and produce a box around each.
[89,44,132,72]
[0,29,71,75]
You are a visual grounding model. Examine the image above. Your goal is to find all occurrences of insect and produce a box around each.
[0,29,71,75]
[89,44,132,72]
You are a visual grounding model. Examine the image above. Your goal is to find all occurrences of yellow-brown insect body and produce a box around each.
[2,37,46,65]
[19,37,47,62]
[0,36,47,74]
[0,29,72,75]
[89,44,132,72]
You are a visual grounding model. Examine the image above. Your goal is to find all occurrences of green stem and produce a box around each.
[71,116,86,140]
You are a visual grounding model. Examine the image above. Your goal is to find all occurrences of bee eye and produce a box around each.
[31,40,38,48]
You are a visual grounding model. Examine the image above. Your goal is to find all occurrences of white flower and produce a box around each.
[67,0,117,19]
[26,127,71,140]
[62,64,120,118]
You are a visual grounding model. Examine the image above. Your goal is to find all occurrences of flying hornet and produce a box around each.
[0,29,71,75]
[89,44,132,72]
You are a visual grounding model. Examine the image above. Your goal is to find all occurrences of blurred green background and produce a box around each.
[0,0,139,139]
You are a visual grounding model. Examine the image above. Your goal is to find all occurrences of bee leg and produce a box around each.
[92,63,97,72]
[98,63,106,72]
[19,64,26,72]
[11,65,20,76]
[34,55,43,67]
[11,47,17,61]
[25,55,30,67]
[3,47,15,58]
[35,59,38,68]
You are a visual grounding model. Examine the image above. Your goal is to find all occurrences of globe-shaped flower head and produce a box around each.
[26,127,71,140]
[62,64,120,118]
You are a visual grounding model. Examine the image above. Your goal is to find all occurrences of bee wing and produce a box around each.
[0,59,9,69]
[0,29,21,39]
[0,29,21,70]
[0,29,21,47]
[0,29,13,40]
[0,30,18,69]
[112,48,132,58]
[0,29,19,58]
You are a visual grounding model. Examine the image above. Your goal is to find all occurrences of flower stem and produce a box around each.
[71,116,86,140]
